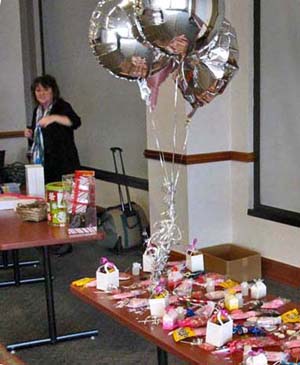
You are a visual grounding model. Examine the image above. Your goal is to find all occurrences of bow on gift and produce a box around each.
[187,238,198,255]
[99,257,117,273]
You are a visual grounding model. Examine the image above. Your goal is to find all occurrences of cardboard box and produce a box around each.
[202,244,261,282]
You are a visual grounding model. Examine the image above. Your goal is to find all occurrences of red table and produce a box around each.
[0,210,104,351]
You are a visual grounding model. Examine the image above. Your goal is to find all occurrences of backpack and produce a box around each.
[97,202,148,252]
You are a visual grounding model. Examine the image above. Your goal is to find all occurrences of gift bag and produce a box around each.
[96,258,119,291]
[205,312,233,347]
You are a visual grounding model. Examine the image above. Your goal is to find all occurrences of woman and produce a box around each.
[25,75,81,256]
[25,74,81,184]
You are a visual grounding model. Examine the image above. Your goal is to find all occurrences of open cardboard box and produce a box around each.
[202,243,261,282]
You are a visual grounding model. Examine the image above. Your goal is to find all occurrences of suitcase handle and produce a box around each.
[111,147,122,153]
[110,147,133,212]
[122,211,141,230]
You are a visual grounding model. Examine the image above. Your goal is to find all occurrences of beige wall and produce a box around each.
[230,0,300,266]
[0,0,27,163]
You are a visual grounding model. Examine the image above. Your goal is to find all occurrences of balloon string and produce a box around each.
[174,120,190,188]
[172,72,191,189]
[149,108,169,183]
[171,75,179,186]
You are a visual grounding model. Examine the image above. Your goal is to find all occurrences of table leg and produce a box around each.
[12,250,20,285]
[0,250,44,288]
[43,246,57,341]
[1,251,9,268]
[157,347,168,365]
[6,246,98,351]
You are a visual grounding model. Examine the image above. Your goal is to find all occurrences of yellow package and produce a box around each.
[281,309,300,323]
[173,327,196,342]
[219,279,239,289]
[72,277,95,287]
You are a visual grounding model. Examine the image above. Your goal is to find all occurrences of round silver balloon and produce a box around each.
[135,0,225,56]
[89,0,168,80]
[177,18,239,112]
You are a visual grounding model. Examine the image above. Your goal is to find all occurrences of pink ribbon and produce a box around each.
[147,61,175,110]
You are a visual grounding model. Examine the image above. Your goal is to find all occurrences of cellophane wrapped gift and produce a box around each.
[63,170,97,236]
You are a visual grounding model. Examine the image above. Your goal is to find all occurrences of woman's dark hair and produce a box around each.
[31,74,60,103]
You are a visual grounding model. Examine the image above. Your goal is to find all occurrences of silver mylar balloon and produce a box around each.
[177,18,239,112]
[89,0,168,80]
[135,0,225,56]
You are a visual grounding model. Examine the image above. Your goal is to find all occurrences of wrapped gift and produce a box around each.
[250,279,267,299]
[185,239,204,272]
[205,311,233,347]
[63,171,97,236]
[96,257,119,291]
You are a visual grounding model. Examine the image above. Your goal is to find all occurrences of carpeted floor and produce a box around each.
[0,244,299,365]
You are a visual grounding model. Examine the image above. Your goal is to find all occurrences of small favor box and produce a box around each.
[205,318,233,347]
[186,251,204,272]
[149,295,169,317]
[96,267,119,291]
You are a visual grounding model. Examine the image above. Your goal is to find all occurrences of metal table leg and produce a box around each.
[12,250,20,285]
[6,246,98,351]
[0,250,44,288]
[1,251,9,268]
[157,347,168,365]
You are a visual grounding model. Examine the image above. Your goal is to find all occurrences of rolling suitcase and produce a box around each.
[98,147,148,252]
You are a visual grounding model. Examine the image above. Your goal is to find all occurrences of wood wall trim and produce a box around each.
[170,251,300,287]
[81,165,149,191]
[144,149,255,165]
[0,131,24,139]
[262,257,300,287]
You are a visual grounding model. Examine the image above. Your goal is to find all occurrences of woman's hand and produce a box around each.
[24,128,33,139]
[39,114,72,128]
[38,115,54,128]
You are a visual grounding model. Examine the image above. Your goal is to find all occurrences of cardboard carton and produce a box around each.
[202,244,261,282]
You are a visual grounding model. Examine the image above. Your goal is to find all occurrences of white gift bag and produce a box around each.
[186,251,204,272]
[143,246,157,273]
[96,262,119,291]
[149,295,169,317]
[205,317,233,347]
